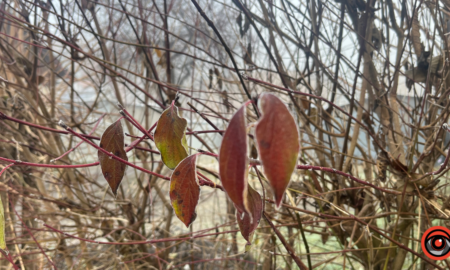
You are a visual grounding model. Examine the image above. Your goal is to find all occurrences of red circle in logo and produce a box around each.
[421,226,450,260]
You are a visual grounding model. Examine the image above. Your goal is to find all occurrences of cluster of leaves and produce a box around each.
[97,94,300,244]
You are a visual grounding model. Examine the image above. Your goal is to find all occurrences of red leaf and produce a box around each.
[170,154,200,227]
[255,93,300,207]
[154,104,189,169]
[219,105,249,213]
[98,119,128,196]
[236,185,263,244]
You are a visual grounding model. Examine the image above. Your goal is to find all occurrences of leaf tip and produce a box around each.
[274,195,283,209]
[183,212,197,228]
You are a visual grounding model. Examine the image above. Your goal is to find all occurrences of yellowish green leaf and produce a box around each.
[0,196,6,250]
[154,104,189,169]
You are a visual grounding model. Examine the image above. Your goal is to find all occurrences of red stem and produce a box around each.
[11,198,57,269]
[296,164,401,195]
[0,112,99,140]
[120,108,155,141]
[51,114,105,162]
[0,250,18,270]
[43,222,237,245]
[263,212,308,270]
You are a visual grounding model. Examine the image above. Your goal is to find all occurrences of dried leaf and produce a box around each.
[255,93,300,207]
[243,43,252,65]
[170,154,200,227]
[214,68,222,90]
[157,53,169,68]
[411,12,421,56]
[250,141,258,159]
[321,227,329,245]
[236,13,242,27]
[208,69,213,89]
[37,75,45,85]
[243,14,250,36]
[154,48,163,58]
[0,196,5,250]
[309,107,318,123]
[219,105,249,213]
[154,104,189,169]
[376,152,388,182]
[390,157,408,175]
[236,185,263,244]
[98,119,128,196]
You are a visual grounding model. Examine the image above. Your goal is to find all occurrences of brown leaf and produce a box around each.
[154,104,189,169]
[208,68,213,89]
[243,43,252,65]
[376,152,388,182]
[390,157,408,175]
[214,68,222,90]
[411,12,422,56]
[236,185,263,245]
[255,93,300,207]
[219,105,249,213]
[250,141,258,159]
[321,227,329,245]
[37,75,45,85]
[98,119,128,196]
[154,48,163,58]
[170,154,200,227]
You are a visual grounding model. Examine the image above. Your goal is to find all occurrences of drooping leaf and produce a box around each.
[376,151,389,182]
[390,157,408,174]
[208,69,213,89]
[255,93,300,208]
[411,12,421,56]
[321,227,329,245]
[0,196,5,250]
[98,119,128,196]
[219,105,249,213]
[154,48,163,58]
[236,185,263,244]
[154,104,189,169]
[169,154,200,227]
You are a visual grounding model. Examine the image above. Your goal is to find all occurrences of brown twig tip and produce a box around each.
[175,92,181,103]
[58,120,68,129]
[117,102,124,109]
